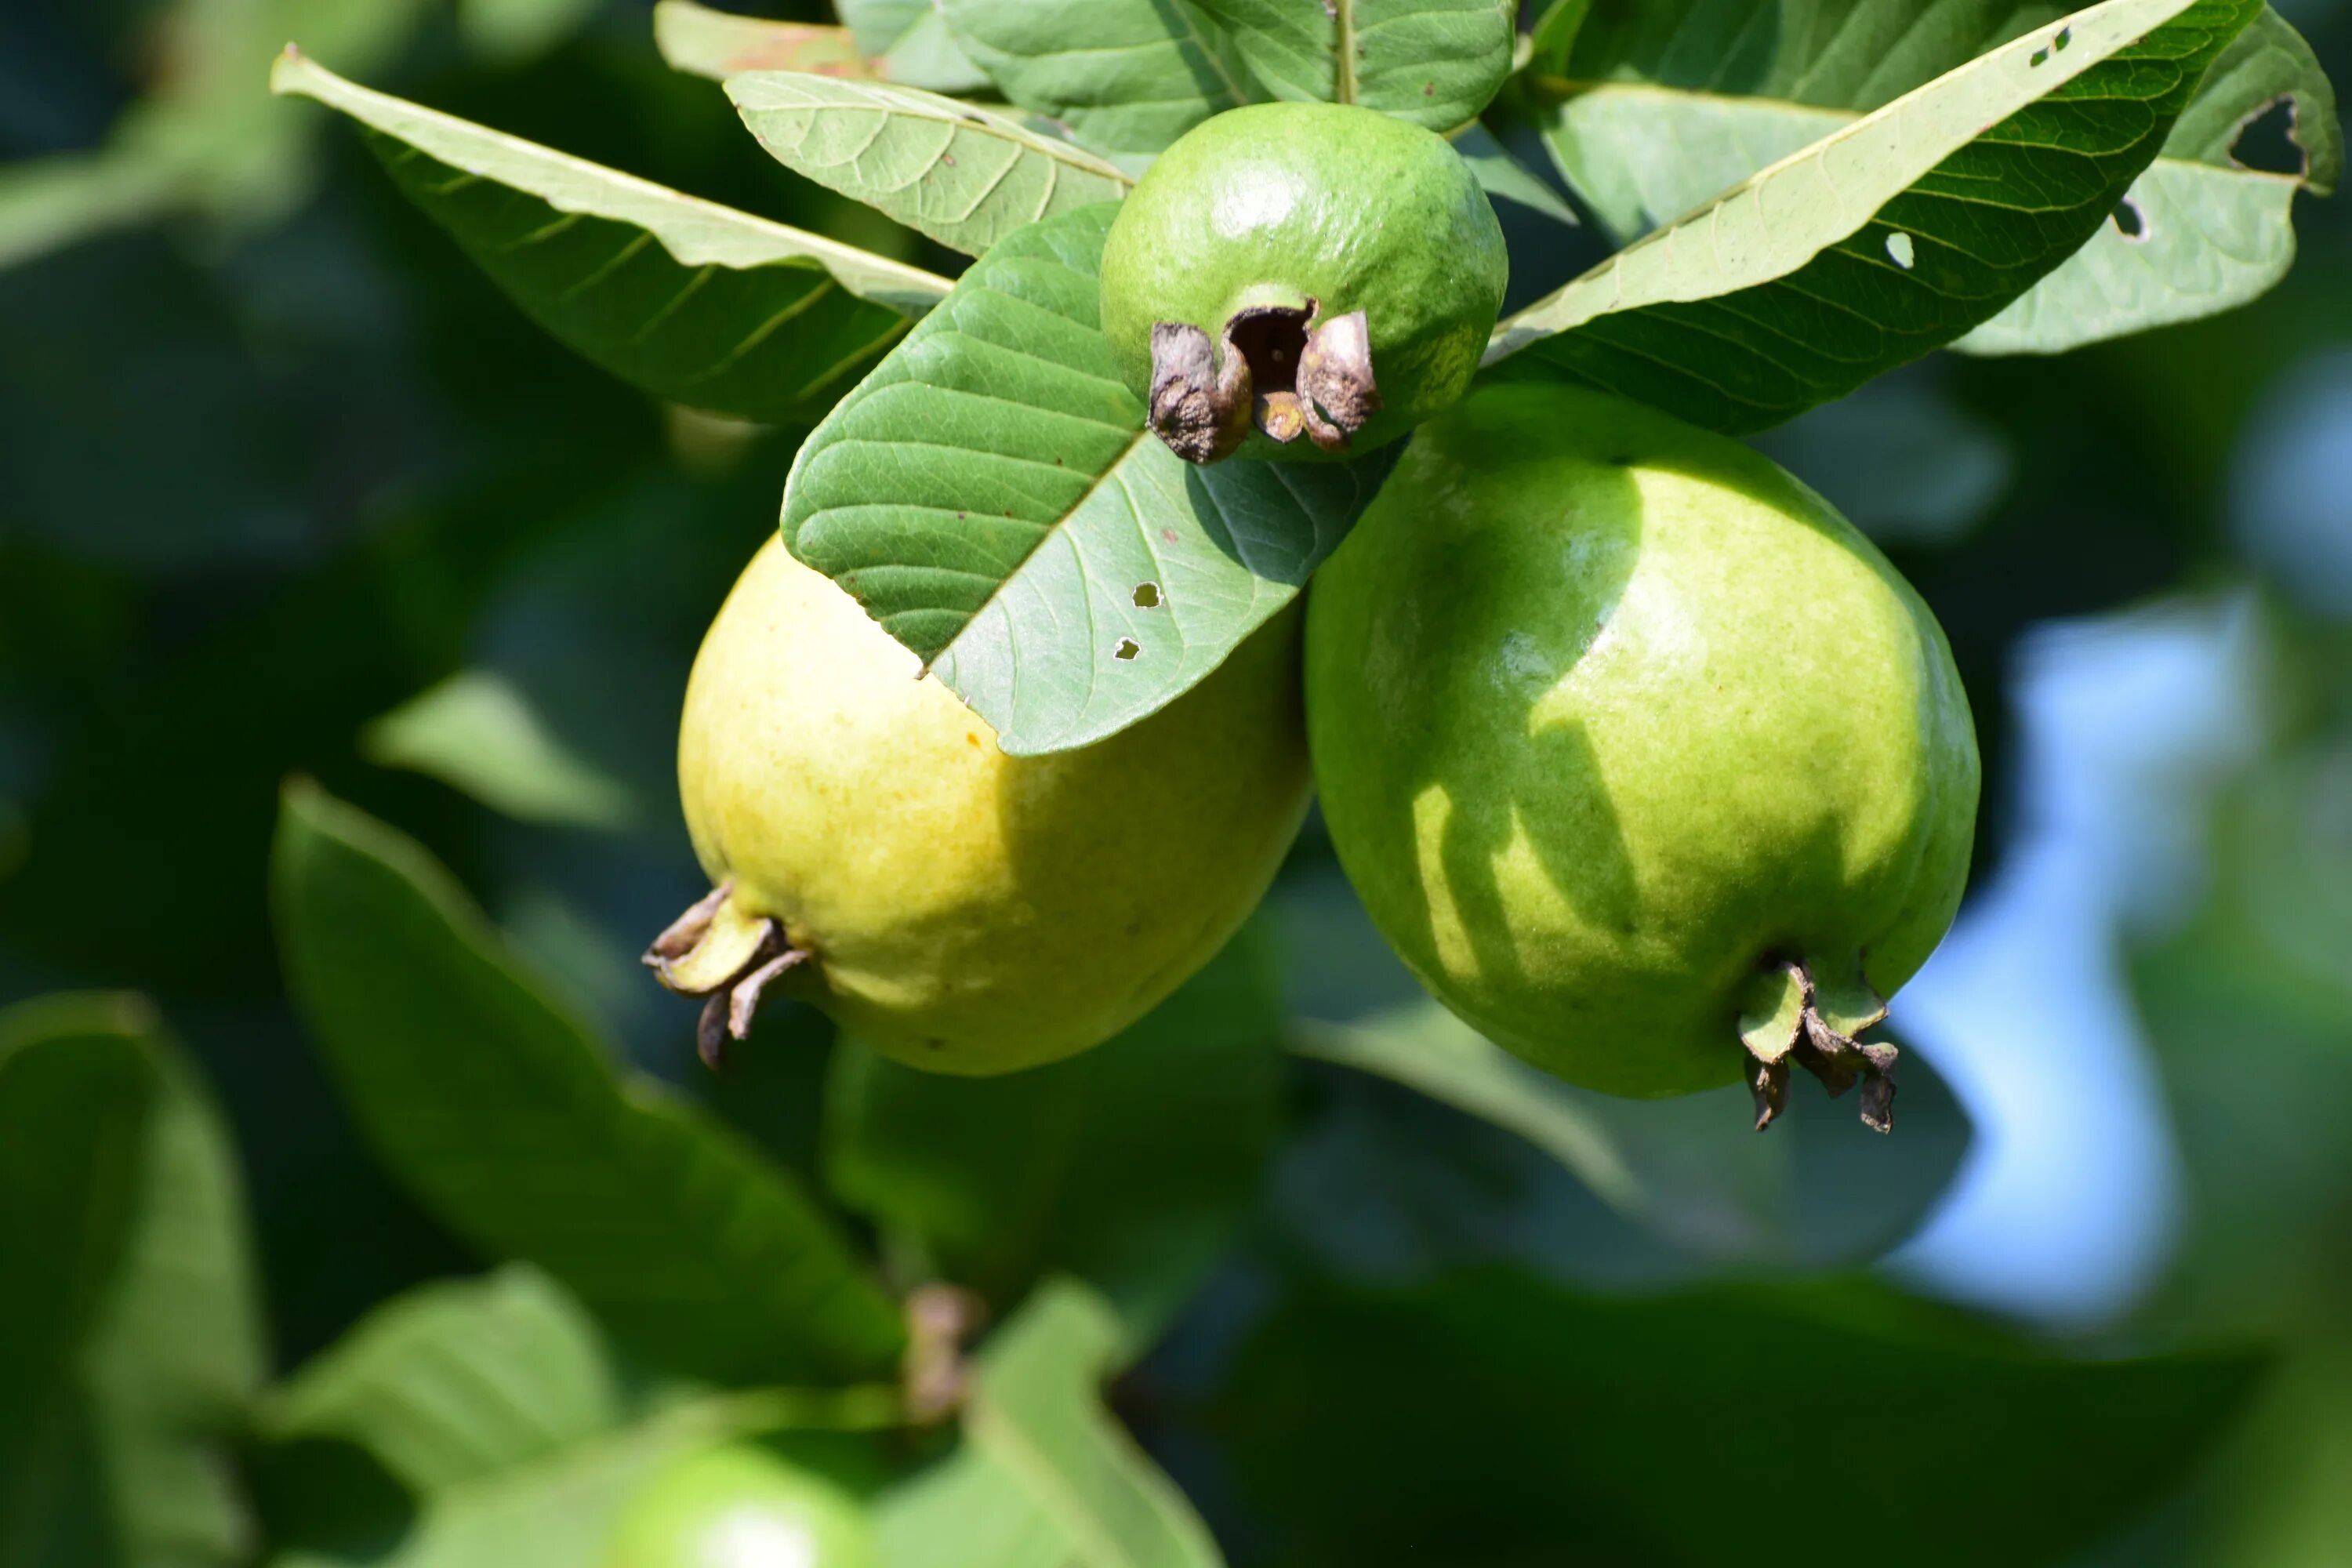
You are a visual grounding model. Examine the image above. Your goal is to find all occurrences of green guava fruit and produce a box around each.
[646,538,1311,1076]
[1305,383,1980,1131]
[601,1445,872,1568]
[1098,102,1507,465]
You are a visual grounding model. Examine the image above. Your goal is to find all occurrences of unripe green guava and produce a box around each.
[1305,383,1979,1128]
[1099,103,1507,465]
[601,1445,872,1568]
[655,538,1309,1076]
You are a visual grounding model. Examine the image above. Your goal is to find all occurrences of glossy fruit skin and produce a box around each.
[1098,102,1507,460]
[1305,383,1979,1098]
[601,1445,873,1568]
[678,539,1311,1075]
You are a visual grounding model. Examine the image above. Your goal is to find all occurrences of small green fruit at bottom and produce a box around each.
[1305,383,1980,1131]
[602,1445,872,1568]
[1098,102,1507,465]
[648,538,1311,1076]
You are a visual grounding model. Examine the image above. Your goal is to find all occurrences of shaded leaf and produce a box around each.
[1225,1266,2267,1567]
[784,203,1394,755]
[937,0,1250,156]
[728,71,1132,258]
[877,1279,1221,1568]
[0,994,265,1568]
[1448,119,1578,225]
[261,1265,627,1497]
[362,670,640,833]
[1191,0,1518,132]
[272,49,949,424]
[459,0,601,62]
[1293,998,1970,1272]
[1490,0,2265,433]
[270,782,906,1384]
[838,0,997,93]
[827,929,1285,1346]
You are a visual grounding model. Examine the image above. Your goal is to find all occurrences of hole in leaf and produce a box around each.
[2230,96,2308,179]
[1113,637,1141,661]
[2030,46,2049,67]
[2111,196,2148,241]
[2056,25,2071,50]
[1132,582,1162,608]
[1886,231,1915,270]
[1225,303,1313,397]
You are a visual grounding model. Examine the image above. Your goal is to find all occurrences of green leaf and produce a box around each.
[1225,1267,2267,1567]
[877,1279,1222,1568]
[1534,3,2338,358]
[1293,998,1971,1271]
[1448,119,1578,225]
[1489,0,2266,434]
[727,71,1132,259]
[261,1265,628,1496]
[459,0,601,62]
[783,202,1395,755]
[1189,0,1519,132]
[936,0,1251,156]
[271,49,949,425]
[362,670,641,833]
[827,930,1285,1347]
[1963,7,2340,352]
[838,0,997,93]
[270,781,906,1385]
[653,1,875,82]
[0,994,265,1568]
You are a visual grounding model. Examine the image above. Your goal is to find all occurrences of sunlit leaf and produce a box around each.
[782,202,1394,755]
[273,49,949,424]
[936,0,1251,156]
[839,0,996,93]
[654,1,874,82]
[1490,0,2265,432]
[270,782,906,1385]
[363,670,640,832]
[728,71,1132,258]
[1191,0,1518,131]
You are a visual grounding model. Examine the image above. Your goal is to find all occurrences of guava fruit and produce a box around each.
[1098,102,1507,465]
[1305,383,1979,1131]
[646,538,1310,1076]
[601,1445,872,1568]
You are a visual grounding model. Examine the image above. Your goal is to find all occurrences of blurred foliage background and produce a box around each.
[1,1,2348,1565]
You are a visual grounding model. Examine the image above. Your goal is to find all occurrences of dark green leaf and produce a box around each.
[877,1279,1221,1568]
[0,994,264,1568]
[1190,0,1518,132]
[827,928,1285,1345]
[272,49,949,425]
[784,203,1394,755]
[1490,0,2266,433]
[937,0,1251,155]
[270,782,906,1384]
[1225,1267,2267,1567]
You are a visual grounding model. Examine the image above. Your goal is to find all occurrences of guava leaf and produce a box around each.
[783,202,1395,756]
[1487,0,2267,434]
[1534,3,2337,359]
[270,782,906,1385]
[876,1279,1223,1568]
[1449,119,1579,225]
[260,1266,629,1497]
[826,929,1284,1348]
[362,670,641,833]
[838,0,999,94]
[1292,999,1971,1272]
[1189,0,1519,132]
[727,71,1133,258]
[270,49,949,426]
[0,994,264,1568]
[459,0,600,62]
[936,0,1252,157]
[1225,1268,2267,1567]
[652,1,875,82]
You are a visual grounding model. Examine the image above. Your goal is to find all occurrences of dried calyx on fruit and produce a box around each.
[1099,102,1507,465]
